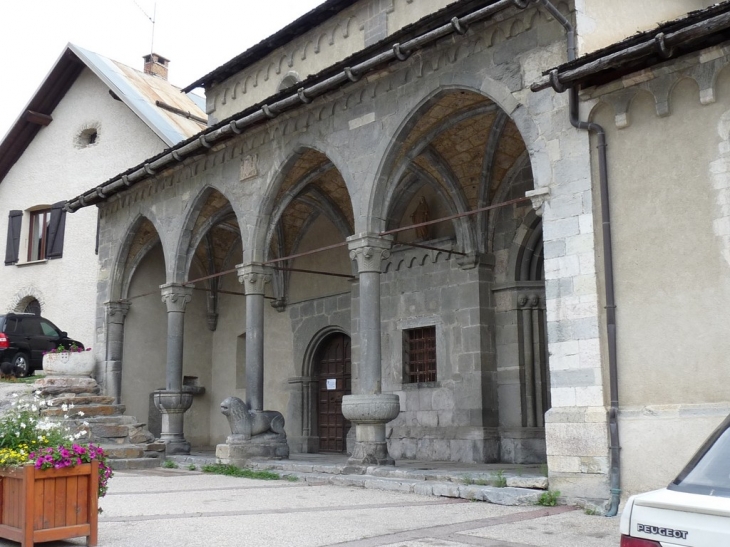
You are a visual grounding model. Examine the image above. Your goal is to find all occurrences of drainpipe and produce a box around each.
[539,0,621,517]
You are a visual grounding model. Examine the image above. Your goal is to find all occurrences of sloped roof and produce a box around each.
[0,43,206,184]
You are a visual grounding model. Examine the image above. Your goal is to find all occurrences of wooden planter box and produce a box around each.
[0,462,98,547]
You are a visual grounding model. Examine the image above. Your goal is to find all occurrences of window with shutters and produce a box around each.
[403,326,437,384]
[4,201,67,265]
[28,209,51,261]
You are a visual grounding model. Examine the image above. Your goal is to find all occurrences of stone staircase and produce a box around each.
[34,376,163,470]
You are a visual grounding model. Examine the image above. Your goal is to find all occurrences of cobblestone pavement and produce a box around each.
[0,467,621,547]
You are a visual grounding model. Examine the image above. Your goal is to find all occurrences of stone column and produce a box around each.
[237,263,271,411]
[342,233,400,467]
[154,283,194,455]
[103,300,130,404]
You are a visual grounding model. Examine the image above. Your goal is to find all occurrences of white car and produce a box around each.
[620,414,730,546]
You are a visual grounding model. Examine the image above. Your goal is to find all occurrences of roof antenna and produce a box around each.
[133,0,157,53]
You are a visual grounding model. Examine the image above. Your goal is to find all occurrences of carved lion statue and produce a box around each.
[220,396,286,441]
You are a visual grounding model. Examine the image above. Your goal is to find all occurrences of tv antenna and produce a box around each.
[133,1,157,53]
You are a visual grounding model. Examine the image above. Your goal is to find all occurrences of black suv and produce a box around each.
[0,313,84,377]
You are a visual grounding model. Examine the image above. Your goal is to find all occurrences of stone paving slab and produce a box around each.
[0,468,620,547]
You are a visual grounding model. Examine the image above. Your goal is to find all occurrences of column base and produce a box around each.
[346,441,394,469]
[161,439,191,455]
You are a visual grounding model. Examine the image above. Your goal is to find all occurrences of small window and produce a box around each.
[76,127,99,148]
[28,209,51,261]
[403,326,437,383]
[23,299,41,316]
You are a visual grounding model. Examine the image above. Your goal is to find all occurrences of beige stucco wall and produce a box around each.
[0,68,165,359]
[575,0,716,55]
[207,0,455,122]
[589,67,730,496]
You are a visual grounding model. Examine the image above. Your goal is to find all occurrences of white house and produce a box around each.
[0,44,206,373]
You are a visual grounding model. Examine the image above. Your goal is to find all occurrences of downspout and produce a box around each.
[538,0,621,517]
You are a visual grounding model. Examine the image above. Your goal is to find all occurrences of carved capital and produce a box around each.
[525,187,550,217]
[347,233,393,274]
[105,300,131,324]
[236,263,272,295]
[160,283,194,313]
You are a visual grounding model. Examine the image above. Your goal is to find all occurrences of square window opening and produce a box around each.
[403,326,437,384]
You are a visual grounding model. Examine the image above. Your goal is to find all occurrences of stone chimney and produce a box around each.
[143,53,170,80]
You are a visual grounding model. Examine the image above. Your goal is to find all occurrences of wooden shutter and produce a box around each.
[4,210,22,265]
[45,201,67,259]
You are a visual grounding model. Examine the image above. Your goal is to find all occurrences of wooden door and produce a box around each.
[317,334,351,452]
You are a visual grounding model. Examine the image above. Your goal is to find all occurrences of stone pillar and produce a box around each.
[342,233,400,467]
[103,300,130,404]
[154,283,194,454]
[237,263,271,411]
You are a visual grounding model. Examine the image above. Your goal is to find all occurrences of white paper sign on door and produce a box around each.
[326,379,337,390]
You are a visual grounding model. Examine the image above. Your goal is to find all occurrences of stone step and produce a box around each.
[42,404,126,418]
[33,377,100,395]
[280,472,544,505]
[84,415,139,425]
[49,395,116,406]
[108,458,162,471]
[100,444,145,459]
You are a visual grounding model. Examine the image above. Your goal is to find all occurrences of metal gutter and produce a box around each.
[537,0,621,516]
[531,2,730,92]
[66,0,537,213]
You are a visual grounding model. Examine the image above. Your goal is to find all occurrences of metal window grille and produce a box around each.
[404,326,437,383]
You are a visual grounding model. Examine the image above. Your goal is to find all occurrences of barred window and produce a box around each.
[403,326,437,383]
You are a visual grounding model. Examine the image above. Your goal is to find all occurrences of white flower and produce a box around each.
[11,393,17,398]
[39,400,46,407]
[69,403,75,409]
[31,405,37,412]
[19,422,26,429]
[77,411,85,417]
[61,404,69,412]
[46,399,54,407]
[34,390,41,395]
[82,421,89,427]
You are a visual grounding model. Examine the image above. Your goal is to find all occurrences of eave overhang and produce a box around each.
[66,0,532,213]
[0,48,85,184]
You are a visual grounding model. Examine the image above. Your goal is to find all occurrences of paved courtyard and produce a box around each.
[1,467,622,547]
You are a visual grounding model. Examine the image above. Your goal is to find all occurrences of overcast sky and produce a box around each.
[0,0,324,138]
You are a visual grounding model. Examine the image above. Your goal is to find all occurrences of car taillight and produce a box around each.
[0,333,8,349]
[620,535,661,547]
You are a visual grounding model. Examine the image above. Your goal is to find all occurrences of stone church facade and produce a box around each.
[64,0,730,509]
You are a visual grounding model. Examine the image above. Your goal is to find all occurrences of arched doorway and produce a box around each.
[315,333,351,453]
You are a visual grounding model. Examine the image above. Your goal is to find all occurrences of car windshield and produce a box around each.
[669,415,730,497]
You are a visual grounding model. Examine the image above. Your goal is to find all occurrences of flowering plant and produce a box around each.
[44,343,90,355]
[0,391,112,501]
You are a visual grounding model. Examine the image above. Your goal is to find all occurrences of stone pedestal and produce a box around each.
[341,394,400,467]
[216,435,290,467]
[153,390,194,455]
